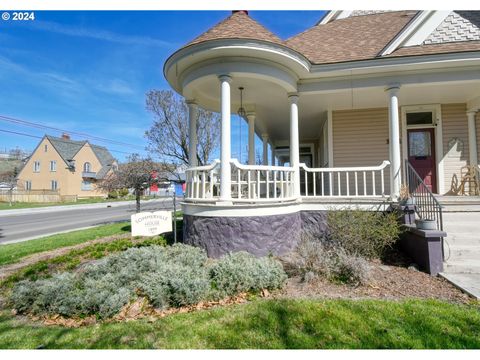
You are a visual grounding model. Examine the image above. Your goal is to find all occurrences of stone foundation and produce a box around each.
[183,210,328,258]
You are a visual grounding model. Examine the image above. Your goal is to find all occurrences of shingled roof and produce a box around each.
[45,135,116,178]
[284,11,417,64]
[185,10,283,47]
[178,11,480,66]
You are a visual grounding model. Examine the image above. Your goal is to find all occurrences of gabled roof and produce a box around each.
[45,135,116,178]
[46,135,85,163]
[388,39,480,57]
[285,11,417,64]
[185,10,283,47]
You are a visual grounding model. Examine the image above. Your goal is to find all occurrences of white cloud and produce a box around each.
[31,20,174,48]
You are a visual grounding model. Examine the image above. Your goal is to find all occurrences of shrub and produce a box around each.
[327,209,401,259]
[286,233,370,286]
[209,252,287,297]
[107,190,118,199]
[118,188,130,197]
[9,244,286,319]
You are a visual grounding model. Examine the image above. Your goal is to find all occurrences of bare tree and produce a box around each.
[145,90,221,176]
[98,154,158,213]
[0,167,18,206]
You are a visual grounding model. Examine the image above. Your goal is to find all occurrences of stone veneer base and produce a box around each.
[182,210,328,258]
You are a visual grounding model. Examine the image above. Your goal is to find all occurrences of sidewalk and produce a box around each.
[0,197,176,217]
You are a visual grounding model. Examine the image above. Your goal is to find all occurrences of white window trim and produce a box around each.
[401,104,444,194]
[50,160,56,172]
[25,180,32,191]
[33,161,40,173]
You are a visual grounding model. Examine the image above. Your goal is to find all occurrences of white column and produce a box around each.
[467,110,478,166]
[219,75,232,201]
[271,143,275,166]
[386,85,402,198]
[262,134,269,165]
[247,113,256,165]
[289,94,301,197]
[186,100,198,167]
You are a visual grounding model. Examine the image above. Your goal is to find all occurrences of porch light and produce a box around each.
[237,87,246,119]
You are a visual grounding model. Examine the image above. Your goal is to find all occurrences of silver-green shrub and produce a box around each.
[9,244,286,319]
[209,252,287,297]
[287,233,370,286]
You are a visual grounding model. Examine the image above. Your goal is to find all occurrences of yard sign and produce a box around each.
[131,211,172,236]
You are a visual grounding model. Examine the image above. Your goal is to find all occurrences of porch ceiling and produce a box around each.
[191,75,480,145]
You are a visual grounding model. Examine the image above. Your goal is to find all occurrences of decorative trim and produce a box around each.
[182,199,390,217]
[400,104,444,194]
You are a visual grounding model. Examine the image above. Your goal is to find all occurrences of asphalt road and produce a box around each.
[0,198,176,244]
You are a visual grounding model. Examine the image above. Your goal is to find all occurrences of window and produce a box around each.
[44,144,48,152]
[83,162,91,172]
[406,112,433,126]
[409,131,432,157]
[33,161,40,172]
[81,181,92,191]
[51,180,58,191]
[25,181,32,190]
[50,160,56,172]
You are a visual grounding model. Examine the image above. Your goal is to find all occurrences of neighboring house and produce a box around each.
[164,10,480,261]
[16,133,117,198]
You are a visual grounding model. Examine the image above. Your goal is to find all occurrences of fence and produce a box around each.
[0,189,77,203]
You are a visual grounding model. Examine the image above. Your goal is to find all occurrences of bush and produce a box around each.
[286,233,370,286]
[118,188,130,197]
[107,190,118,199]
[9,245,287,319]
[327,209,401,259]
[209,252,287,297]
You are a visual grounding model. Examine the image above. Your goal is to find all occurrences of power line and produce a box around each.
[0,128,136,156]
[0,114,146,151]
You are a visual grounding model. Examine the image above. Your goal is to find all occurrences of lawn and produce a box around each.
[0,299,479,349]
[0,222,131,266]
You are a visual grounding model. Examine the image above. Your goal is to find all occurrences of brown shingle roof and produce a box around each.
[285,11,417,64]
[185,11,283,47]
[388,40,480,57]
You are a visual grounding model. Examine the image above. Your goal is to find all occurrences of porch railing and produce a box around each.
[229,159,296,202]
[184,160,220,200]
[299,161,391,198]
[405,160,443,232]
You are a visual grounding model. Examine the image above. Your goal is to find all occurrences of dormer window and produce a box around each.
[84,162,91,172]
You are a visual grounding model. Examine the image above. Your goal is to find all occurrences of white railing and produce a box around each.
[185,160,220,200]
[299,161,391,198]
[230,159,296,202]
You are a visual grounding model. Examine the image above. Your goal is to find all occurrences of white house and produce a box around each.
[164,10,480,263]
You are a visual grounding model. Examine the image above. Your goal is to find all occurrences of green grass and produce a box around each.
[0,232,167,289]
[0,222,131,267]
[0,299,478,349]
[0,195,162,211]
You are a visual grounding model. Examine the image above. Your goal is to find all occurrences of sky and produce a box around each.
[0,10,325,162]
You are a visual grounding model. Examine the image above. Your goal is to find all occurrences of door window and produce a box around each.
[409,131,431,157]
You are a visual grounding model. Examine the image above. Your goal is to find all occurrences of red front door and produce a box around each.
[407,128,437,193]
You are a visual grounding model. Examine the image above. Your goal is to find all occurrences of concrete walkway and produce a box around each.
[438,202,480,299]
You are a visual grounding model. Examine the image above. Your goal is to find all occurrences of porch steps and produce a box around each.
[439,210,480,298]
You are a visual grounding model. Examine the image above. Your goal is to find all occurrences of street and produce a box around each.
[0,198,176,244]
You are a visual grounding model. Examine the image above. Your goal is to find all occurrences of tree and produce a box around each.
[145,90,221,176]
[0,167,18,206]
[98,154,158,213]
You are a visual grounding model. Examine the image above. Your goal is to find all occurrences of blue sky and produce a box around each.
[0,10,325,161]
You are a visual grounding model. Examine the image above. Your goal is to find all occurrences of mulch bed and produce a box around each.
[277,249,471,304]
